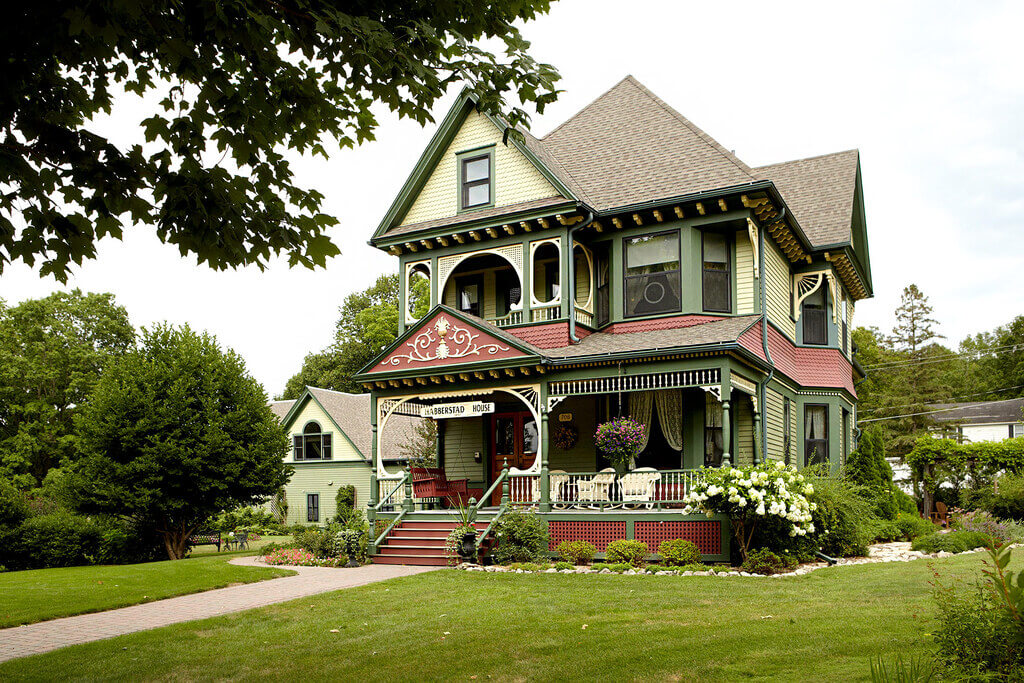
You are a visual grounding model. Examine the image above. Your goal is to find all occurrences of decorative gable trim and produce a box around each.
[371,89,578,245]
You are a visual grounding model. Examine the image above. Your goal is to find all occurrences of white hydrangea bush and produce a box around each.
[683,461,816,560]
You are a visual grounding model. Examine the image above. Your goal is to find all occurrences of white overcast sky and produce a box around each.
[3,0,1022,396]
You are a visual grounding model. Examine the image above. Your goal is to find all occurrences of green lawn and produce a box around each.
[2,552,1011,682]
[0,553,294,628]
[188,534,291,556]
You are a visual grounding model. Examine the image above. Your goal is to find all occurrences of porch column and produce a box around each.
[368,415,378,521]
[540,408,551,512]
[721,399,732,467]
[752,400,762,465]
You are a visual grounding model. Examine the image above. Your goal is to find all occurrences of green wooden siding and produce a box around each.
[765,238,795,340]
[735,395,754,465]
[549,396,598,471]
[283,461,372,525]
[765,387,785,462]
[443,416,485,487]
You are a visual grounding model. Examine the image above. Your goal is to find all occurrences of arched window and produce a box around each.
[406,263,431,324]
[801,286,827,345]
[293,421,332,461]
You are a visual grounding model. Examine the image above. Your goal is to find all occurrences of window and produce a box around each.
[595,246,610,326]
[704,393,724,467]
[702,232,731,313]
[295,421,332,461]
[802,286,827,345]
[841,298,849,354]
[460,154,491,209]
[495,269,521,317]
[306,493,320,523]
[456,274,483,317]
[804,404,829,466]
[783,397,792,465]
[624,231,681,318]
[841,408,849,466]
[1013,424,1024,438]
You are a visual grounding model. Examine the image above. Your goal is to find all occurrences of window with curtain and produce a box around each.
[595,246,610,326]
[624,231,681,317]
[704,393,724,467]
[456,275,482,317]
[804,405,828,466]
[296,421,332,461]
[802,286,827,345]
[702,232,731,313]
[495,268,521,317]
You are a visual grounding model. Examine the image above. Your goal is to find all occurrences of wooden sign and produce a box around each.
[420,402,495,419]
[558,413,574,422]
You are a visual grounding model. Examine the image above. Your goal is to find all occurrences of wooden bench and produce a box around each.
[411,467,470,508]
[188,531,222,552]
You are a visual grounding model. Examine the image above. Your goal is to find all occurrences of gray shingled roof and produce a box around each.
[930,398,1024,426]
[272,389,426,462]
[544,315,761,360]
[381,76,861,250]
[541,76,755,211]
[755,150,860,247]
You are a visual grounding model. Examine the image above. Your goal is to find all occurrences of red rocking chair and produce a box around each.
[411,467,470,508]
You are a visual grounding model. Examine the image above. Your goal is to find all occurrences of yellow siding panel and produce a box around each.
[766,388,784,462]
[735,397,754,465]
[284,462,372,524]
[765,239,795,340]
[735,230,755,314]
[286,400,361,463]
[401,110,561,226]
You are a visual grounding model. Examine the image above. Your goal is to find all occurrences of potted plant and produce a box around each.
[449,495,478,561]
[594,417,646,471]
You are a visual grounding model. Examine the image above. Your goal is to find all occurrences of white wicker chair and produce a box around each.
[548,470,571,509]
[576,468,617,508]
[619,467,662,509]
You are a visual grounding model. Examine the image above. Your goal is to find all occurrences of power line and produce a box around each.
[857,397,1024,424]
[861,343,1024,372]
[858,383,1024,414]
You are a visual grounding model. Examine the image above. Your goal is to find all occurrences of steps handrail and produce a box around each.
[474,506,505,551]
[472,459,509,515]
[370,508,407,554]
[373,471,410,512]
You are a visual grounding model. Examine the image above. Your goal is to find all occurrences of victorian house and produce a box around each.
[355,77,873,565]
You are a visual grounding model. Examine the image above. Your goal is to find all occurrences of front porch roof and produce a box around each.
[354,306,767,386]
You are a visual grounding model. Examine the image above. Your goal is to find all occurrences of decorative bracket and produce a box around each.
[699,385,722,401]
[547,395,567,413]
[746,218,760,280]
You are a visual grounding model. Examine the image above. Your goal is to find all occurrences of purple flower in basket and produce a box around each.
[594,417,647,468]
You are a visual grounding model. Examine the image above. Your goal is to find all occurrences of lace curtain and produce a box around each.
[654,389,684,452]
[628,391,653,456]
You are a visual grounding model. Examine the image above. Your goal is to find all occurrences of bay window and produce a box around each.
[804,405,828,466]
[624,231,681,318]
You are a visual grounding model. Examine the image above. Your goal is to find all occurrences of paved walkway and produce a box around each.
[0,557,437,663]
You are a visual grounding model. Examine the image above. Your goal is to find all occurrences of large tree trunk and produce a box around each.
[160,521,197,560]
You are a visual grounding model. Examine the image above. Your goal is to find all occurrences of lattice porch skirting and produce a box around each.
[545,515,729,561]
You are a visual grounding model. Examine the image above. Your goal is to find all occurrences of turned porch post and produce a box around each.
[500,458,510,509]
[721,400,732,467]
[368,422,378,522]
[752,399,762,465]
[540,409,551,512]
[403,465,415,512]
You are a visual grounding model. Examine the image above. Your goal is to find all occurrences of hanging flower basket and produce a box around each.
[594,417,646,469]
[553,424,578,450]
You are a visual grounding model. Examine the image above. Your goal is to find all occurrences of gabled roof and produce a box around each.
[276,387,424,462]
[929,398,1024,426]
[540,76,756,211]
[754,150,860,248]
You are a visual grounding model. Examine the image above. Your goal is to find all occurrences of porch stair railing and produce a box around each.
[471,459,511,552]
[368,468,412,554]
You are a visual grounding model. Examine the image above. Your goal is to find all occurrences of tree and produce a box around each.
[2,1,560,280]
[401,420,439,467]
[281,272,427,397]
[72,324,291,559]
[0,290,135,486]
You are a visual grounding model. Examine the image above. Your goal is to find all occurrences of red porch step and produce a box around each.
[371,520,489,567]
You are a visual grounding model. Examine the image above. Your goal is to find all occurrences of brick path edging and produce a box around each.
[0,557,437,663]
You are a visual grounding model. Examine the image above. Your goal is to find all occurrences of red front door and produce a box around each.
[490,411,538,505]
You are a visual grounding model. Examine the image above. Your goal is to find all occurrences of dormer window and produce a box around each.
[624,231,681,318]
[294,421,332,461]
[460,153,492,210]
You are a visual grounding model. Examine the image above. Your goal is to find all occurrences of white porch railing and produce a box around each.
[573,306,594,327]
[377,478,403,509]
[489,309,524,328]
[548,469,702,510]
[530,303,560,322]
[508,472,541,506]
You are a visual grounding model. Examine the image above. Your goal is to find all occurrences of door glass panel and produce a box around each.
[496,417,515,455]
[522,419,538,455]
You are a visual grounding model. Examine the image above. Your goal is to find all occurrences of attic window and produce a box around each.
[460,154,491,209]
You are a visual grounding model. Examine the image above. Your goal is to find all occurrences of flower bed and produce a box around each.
[262,547,346,567]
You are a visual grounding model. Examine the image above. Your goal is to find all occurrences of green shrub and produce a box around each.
[657,538,702,566]
[895,512,936,540]
[492,511,549,565]
[0,511,160,570]
[592,563,612,572]
[605,539,648,567]
[644,564,667,573]
[931,545,1024,678]
[952,510,1015,543]
[556,539,596,565]
[609,563,632,572]
[988,473,1024,521]
[864,517,901,543]
[0,479,29,530]
[809,476,875,557]
[333,484,357,524]
[212,506,276,534]
[293,528,337,559]
[912,530,992,554]
[893,488,919,515]
[677,562,712,572]
[554,561,574,571]
[741,548,787,575]
[846,426,892,489]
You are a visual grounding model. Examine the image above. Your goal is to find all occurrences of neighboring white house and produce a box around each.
[269,387,424,525]
[929,397,1024,443]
